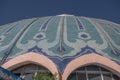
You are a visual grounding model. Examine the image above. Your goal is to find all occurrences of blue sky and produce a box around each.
[0,0,120,25]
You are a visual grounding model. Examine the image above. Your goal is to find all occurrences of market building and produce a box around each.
[0,14,120,80]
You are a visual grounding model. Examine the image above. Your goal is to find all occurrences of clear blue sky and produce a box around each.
[0,0,120,25]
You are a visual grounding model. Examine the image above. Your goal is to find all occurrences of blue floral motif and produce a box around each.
[28,45,42,53]
[33,32,46,40]
[78,32,91,40]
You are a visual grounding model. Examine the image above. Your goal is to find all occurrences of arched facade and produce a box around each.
[2,53,120,80]
[2,52,60,80]
[63,53,120,80]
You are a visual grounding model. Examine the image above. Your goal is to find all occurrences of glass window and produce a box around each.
[67,73,77,80]
[24,74,32,80]
[77,73,86,80]
[101,67,109,72]
[88,74,101,80]
[67,65,120,80]
[103,74,112,80]
[11,64,54,80]
[75,66,85,71]
[113,75,120,80]
[87,65,99,71]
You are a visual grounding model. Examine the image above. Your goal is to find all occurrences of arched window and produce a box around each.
[11,64,54,80]
[67,65,120,80]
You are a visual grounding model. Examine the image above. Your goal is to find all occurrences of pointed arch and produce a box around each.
[2,52,59,80]
[62,53,120,80]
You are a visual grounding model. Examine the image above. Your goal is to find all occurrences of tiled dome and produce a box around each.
[0,14,120,72]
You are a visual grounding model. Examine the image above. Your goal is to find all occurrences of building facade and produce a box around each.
[0,14,120,80]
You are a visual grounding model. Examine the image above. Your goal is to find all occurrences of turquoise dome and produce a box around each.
[0,14,120,72]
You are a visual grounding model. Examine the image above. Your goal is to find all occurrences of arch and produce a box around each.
[2,52,59,80]
[62,53,120,80]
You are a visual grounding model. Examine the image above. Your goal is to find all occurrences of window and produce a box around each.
[11,64,53,80]
[67,65,120,80]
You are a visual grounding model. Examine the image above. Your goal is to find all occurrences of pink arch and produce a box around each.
[62,53,120,80]
[2,52,59,80]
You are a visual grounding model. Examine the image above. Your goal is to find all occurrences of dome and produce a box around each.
[0,14,120,73]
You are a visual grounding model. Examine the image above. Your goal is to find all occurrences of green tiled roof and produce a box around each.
[0,14,120,68]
